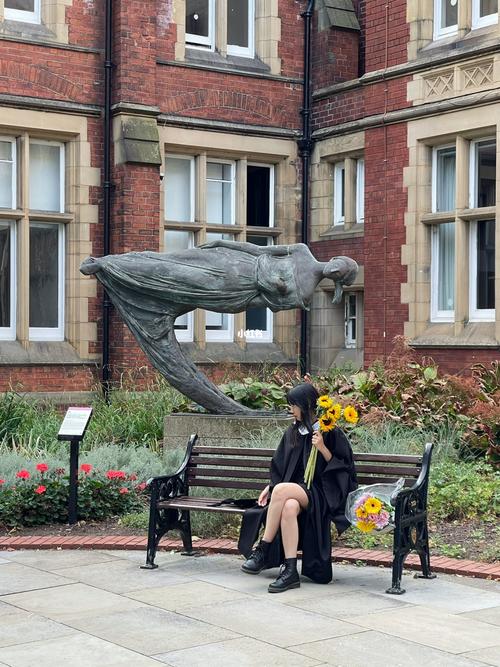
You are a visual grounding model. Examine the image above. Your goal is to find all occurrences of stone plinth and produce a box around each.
[163,413,291,451]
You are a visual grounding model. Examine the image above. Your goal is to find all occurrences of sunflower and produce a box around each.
[364,497,382,514]
[318,395,334,410]
[331,403,342,420]
[355,506,368,519]
[357,520,376,533]
[343,405,359,424]
[319,412,336,432]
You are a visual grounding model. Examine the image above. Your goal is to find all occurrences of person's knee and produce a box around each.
[271,483,288,502]
[281,498,300,520]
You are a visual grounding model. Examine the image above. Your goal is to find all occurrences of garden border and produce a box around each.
[0,535,498,581]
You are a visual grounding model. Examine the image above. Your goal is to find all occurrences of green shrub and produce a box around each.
[219,377,288,411]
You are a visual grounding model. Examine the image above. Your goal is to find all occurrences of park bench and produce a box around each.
[142,434,435,594]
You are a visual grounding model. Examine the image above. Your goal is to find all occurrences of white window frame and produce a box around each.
[469,137,496,209]
[185,0,215,50]
[433,0,458,40]
[432,144,456,213]
[356,158,364,224]
[431,224,455,322]
[227,0,255,58]
[29,222,65,341]
[164,154,195,223]
[29,140,65,213]
[0,136,16,210]
[205,310,234,342]
[4,0,41,24]
[247,162,275,228]
[333,161,345,226]
[0,220,16,341]
[472,0,498,29]
[206,158,235,225]
[344,292,357,348]
[469,220,495,321]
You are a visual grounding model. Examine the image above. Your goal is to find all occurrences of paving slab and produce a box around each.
[52,557,190,594]
[181,598,364,648]
[0,606,75,648]
[126,580,251,610]
[3,549,120,571]
[0,632,164,667]
[284,588,410,618]
[462,645,500,667]
[0,562,75,595]
[348,605,500,654]
[290,630,489,667]
[1,582,145,621]
[461,606,500,627]
[66,605,240,655]
[154,636,321,667]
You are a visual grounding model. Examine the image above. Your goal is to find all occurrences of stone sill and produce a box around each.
[0,19,100,53]
[182,342,294,365]
[319,223,364,240]
[411,322,499,348]
[0,341,98,366]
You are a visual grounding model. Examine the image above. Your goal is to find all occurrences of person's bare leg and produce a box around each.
[262,483,308,543]
[281,498,302,558]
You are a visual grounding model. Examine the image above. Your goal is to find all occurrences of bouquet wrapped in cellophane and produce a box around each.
[345,478,405,533]
[303,395,359,489]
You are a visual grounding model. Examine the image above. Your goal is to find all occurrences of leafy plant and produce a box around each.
[219,377,289,410]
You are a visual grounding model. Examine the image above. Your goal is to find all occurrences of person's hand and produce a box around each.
[258,485,270,506]
[312,430,324,451]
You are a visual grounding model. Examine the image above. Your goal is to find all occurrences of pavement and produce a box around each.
[0,548,499,666]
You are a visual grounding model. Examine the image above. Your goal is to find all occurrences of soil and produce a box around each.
[2,516,498,564]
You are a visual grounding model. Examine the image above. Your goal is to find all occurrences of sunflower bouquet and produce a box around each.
[303,395,359,489]
[345,478,405,534]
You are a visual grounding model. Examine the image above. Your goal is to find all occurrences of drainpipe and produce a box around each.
[298,0,314,376]
[102,0,113,400]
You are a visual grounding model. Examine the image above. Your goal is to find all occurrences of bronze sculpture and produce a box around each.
[81,240,358,414]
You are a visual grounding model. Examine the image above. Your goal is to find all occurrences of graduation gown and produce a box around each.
[239,425,357,584]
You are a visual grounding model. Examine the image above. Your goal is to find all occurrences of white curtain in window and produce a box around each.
[165,157,192,222]
[164,229,194,330]
[207,162,232,225]
[0,141,13,209]
[437,222,455,312]
[436,148,456,212]
[29,143,61,212]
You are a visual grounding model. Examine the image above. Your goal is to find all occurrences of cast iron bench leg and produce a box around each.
[386,550,406,595]
[180,510,196,556]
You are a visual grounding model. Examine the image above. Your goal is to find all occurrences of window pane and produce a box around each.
[186,0,209,37]
[164,230,193,330]
[476,220,495,310]
[436,147,456,212]
[0,141,13,209]
[437,223,455,311]
[356,159,364,223]
[207,162,233,225]
[228,0,249,48]
[480,0,497,16]
[165,157,192,222]
[5,0,34,9]
[29,225,59,328]
[30,143,62,212]
[246,235,270,336]
[0,225,11,328]
[441,0,458,28]
[247,165,270,227]
[476,141,496,208]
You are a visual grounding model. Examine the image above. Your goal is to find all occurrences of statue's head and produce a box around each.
[323,256,359,304]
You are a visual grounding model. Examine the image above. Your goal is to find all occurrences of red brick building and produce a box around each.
[0,0,498,398]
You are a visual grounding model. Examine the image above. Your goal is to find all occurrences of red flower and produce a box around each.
[0,479,5,485]
[136,482,147,492]
[80,463,92,474]
[36,463,49,473]
[16,469,31,480]
[34,485,46,494]
[128,474,137,481]
[106,470,126,480]
[119,487,129,494]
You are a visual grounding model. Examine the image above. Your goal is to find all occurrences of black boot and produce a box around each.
[241,539,271,574]
[268,558,300,593]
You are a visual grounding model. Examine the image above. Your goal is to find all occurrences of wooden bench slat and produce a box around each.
[187,467,269,480]
[186,478,264,490]
[189,457,271,469]
[158,496,247,514]
[192,447,276,457]
[354,453,422,464]
[354,464,421,477]
[357,475,415,486]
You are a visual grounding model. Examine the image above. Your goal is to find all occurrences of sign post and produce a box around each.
[57,407,93,525]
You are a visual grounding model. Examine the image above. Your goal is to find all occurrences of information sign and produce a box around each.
[58,407,93,440]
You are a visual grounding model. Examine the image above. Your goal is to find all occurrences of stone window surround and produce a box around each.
[0,0,73,43]
[0,106,99,361]
[310,131,365,241]
[158,124,298,356]
[402,107,500,347]
[174,0,281,75]
[407,0,500,61]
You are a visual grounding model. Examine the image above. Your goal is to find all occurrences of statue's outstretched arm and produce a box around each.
[198,239,293,256]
